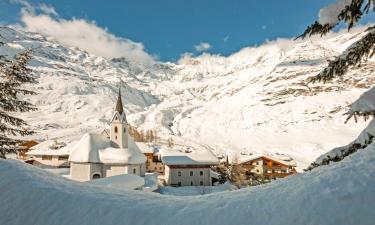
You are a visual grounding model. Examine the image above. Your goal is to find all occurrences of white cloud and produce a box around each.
[13,1,156,65]
[194,42,212,52]
[261,25,267,30]
[38,3,58,16]
[223,35,229,42]
[318,0,351,25]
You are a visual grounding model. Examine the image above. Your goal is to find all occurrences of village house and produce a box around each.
[161,148,219,186]
[137,142,164,174]
[238,155,297,179]
[25,140,70,167]
[69,89,146,182]
[17,140,39,160]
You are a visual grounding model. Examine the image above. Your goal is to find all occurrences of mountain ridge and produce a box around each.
[0,25,373,169]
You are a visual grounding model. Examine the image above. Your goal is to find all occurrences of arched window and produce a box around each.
[114,126,118,133]
[124,127,126,132]
[133,168,136,174]
[92,173,101,179]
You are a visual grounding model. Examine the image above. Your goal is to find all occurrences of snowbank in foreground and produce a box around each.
[1,146,375,225]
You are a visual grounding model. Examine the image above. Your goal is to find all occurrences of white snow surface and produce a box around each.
[161,148,219,165]
[69,133,113,163]
[350,85,375,114]
[99,147,146,164]
[1,143,375,225]
[26,139,70,156]
[88,174,145,190]
[69,133,146,164]
[1,26,374,169]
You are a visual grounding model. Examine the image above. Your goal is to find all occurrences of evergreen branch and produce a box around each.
[308,30,375,83]
[296,22,334,39]
[0,111,29,126]
[297,0,374,39]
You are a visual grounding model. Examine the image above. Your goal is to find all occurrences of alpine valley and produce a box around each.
[1,25,374,170]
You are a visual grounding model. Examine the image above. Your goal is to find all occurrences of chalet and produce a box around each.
[25,140,70,167]
[69,89,146,182]
[137,142,164,174]
[161,148,219,186]
[239,155,297,179]
[17,140,39,160]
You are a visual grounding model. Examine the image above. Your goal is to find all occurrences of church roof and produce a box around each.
[115,89,124,114]
[69,133,146,165]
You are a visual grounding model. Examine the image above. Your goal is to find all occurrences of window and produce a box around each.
[256,169,259,173]
[114,126,118,133]
[133,168,137,174]
[115,136,117,140]
[42,155,52,160]
[190,181,193,186]
[58,155,68,161]
[200,171,203,176]
[200,181,203,186]
[178,182,181,186]
[92,173,101,179]
[152,155,161,162]
[190,171,193,176]
[178,171,181,176]
[256,162,259,165]
[124,128,126,132]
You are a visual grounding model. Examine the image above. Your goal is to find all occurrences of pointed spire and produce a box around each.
[115,87,124,114]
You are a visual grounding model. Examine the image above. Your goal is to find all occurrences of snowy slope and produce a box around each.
[1,26,374,169]
[1,141,375,225]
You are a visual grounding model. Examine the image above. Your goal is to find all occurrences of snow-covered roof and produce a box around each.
[136,142,160,154]
[161,148,219,166]
[99,147,146,164]
[26,140,70,156]
[88,174,144,190]
[69,133,146,164]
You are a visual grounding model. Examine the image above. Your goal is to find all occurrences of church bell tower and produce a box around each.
[110,88,129,148]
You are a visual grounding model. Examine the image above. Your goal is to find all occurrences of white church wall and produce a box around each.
[103,165,127,177]
[70,163,92,182]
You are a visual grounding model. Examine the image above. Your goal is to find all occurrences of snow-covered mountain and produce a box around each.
[1,26,373,169]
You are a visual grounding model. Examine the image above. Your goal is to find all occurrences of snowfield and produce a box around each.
[1,143,375,225]
[0,25,374,170]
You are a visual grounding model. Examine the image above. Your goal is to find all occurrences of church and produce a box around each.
[69,89,146,182]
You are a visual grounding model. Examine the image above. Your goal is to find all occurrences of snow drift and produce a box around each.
[1,144,375,225]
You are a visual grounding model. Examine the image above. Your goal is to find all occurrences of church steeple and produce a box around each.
[115,88,124,114]
[110,87,129,148]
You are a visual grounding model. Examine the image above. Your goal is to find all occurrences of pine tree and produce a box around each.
[298,1,375,169]
[299,0,375,89]
[0,49,37,158]
[167,137,174,148]
[229,155,246,188]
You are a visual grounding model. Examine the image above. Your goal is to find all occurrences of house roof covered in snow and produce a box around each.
[136,142,161,154]
[26,140,70,156]
[69,133,146,164]
[161,148,219,166]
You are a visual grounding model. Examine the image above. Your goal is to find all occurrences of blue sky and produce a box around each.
[1,0,374,62]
